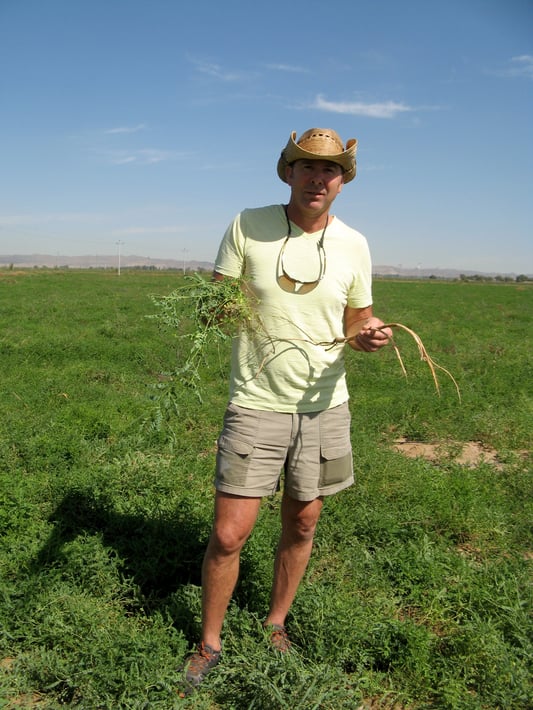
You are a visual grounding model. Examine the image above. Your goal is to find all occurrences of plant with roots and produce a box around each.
[148,274,461,411]
[148,273,262,406]
[311,325,461,401]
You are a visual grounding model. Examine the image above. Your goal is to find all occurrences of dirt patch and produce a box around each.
[392,438,504,468]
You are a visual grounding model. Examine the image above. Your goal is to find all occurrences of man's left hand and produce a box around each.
[355,318,392,352]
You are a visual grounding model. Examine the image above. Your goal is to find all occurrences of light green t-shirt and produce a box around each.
[215,204,373,413]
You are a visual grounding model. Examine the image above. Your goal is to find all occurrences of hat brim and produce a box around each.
[277,131,357,184]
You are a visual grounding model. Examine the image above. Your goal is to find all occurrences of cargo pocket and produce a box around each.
[318,404,353,488]
[216,433,255,487]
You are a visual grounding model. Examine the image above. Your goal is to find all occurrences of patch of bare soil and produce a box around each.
[1,658,44,708]
[392,438,504,468]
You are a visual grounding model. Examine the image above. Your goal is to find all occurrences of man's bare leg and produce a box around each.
[264,494,323,628]
[200,491,262,651]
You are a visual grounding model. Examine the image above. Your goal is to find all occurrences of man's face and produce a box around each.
[285,159,344,215]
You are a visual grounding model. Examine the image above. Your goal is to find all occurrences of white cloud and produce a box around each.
[496,55,533,79]
[312,94,414,119]
[106,149,185,165]
[189,56,251,82]
[105,124,147,134]
[264,63,308,73]
[111,155,137,165]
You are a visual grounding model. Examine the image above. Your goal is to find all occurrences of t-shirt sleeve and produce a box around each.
[214,212,246,278]
[346,233,373,308]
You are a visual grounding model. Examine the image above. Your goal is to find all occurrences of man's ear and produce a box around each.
[285,164,294,184]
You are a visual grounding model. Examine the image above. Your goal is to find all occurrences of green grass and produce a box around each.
[0,270,531,709]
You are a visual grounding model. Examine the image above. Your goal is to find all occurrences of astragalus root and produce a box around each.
[317,323,461,401]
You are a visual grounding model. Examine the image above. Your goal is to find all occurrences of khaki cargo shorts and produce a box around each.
[215,401,354,501]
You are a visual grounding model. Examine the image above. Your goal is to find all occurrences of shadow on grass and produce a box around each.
[30,490,211,636]
[30,489,278,647]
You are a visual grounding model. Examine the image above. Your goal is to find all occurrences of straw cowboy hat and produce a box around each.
[277,128,358,184]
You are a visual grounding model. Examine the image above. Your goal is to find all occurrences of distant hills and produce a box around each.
[0,253,529,280]
[0,253,214,272]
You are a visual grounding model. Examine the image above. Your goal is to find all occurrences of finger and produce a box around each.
[355,334,372,351]
[368,331,388,342]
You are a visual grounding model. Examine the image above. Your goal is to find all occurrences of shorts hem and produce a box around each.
[215,481,277,498]
[317,475,354,498]
[280,476,355,502]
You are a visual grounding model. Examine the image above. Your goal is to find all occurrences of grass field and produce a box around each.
[0,270,531,709]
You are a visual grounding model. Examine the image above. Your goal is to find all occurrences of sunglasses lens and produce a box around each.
[282,238,324,283]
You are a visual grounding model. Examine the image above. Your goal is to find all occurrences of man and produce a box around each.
[184,128,391,688]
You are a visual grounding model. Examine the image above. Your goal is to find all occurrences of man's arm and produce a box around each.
[344,305,391,352]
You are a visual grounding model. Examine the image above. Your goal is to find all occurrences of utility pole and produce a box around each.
[116,240,125,276]
[182,248,188,275]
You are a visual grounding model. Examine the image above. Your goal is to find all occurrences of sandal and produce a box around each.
[265,623,291,652]
[183,642,221,687]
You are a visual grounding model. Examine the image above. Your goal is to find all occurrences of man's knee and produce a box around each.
[209,520,254,556]
[208,493,261,556]
[283,500,322,542]
[289,516,318,542]
[284,510,320,542]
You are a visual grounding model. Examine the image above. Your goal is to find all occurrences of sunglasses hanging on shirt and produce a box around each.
[277,205,328,294]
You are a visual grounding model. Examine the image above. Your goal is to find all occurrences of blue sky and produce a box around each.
[0,0,531,273]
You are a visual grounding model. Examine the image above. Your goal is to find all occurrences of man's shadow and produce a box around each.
[30,489,211,637]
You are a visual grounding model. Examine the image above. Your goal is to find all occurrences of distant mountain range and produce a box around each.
[0,253,214,272]
[0,253,529,279]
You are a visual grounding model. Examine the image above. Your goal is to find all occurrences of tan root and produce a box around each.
[251,318,461,401]
[317,323,462,401]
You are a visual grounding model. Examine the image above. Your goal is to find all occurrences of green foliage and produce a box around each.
[349,280,533,450]
[148,273,256,404]
[0,270,531,709]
